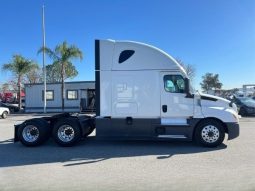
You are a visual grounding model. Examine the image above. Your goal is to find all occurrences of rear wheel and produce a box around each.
[52,118,81,146]
[18,119,50,146]
[2,111,8,119]
[194,119,225,147]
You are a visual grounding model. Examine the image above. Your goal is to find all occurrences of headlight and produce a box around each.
[14,121,24,126]
[232,103,238,113]
[232,114,237,120]
[232,113,240,122]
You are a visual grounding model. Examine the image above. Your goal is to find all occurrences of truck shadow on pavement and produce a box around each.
[0,137,227,168]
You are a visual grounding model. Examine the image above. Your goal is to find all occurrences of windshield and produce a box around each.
[238,97,255,107]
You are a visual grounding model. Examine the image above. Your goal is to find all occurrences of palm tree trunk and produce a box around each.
[61,79,64,112]
[18,76,21,111]
[61,62,65,112]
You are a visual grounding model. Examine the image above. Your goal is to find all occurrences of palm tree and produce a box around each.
[2,55,39,110]
[38,41,83,111]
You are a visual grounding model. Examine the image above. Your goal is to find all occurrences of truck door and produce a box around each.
[160,72,194,124]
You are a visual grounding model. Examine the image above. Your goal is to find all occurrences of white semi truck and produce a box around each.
[14,39,240,147]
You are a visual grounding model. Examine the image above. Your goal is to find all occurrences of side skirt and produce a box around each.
[95,117,201,141]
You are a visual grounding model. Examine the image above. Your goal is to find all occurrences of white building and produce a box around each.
[25,81,95,113]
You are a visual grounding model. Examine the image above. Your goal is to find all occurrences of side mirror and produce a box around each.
[184,78,192,98]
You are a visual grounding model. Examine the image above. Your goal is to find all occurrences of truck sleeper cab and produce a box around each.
[14,39,240,147]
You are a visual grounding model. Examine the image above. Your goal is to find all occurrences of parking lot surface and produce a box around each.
[0,114,255,191]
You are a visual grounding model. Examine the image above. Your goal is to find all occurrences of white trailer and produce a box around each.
[14,39,240,147]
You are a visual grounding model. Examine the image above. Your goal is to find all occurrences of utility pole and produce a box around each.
[42,5,47,113]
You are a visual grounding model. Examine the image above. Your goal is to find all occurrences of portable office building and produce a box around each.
[25,81,95,112]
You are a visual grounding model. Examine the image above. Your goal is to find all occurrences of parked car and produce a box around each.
[0,102,19,112]
[233,97,255,116]
[0,106,10,119]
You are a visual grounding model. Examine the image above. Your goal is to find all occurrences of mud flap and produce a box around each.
[14,124,21,142]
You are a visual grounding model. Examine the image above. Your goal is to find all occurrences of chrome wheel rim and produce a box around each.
[22,125,39,142]
[57,125,75,142]
[3,112,7,118]
[201,125,220,143]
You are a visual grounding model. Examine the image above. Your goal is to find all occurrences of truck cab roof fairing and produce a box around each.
[98,39,188,77]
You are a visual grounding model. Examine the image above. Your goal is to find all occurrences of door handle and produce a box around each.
[162,105,167,113]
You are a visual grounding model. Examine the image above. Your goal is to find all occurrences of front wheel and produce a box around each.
[194,119,225,147]
[52,118,81,147]
[2,111,8,119]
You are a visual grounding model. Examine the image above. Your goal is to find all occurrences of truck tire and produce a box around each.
[2,111,8,119]
[18,118,50,146]
[194,119,225,147]
[52,118,81,147]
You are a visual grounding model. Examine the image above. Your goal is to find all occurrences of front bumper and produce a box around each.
[246,109,255,115]
[226,122,240,140]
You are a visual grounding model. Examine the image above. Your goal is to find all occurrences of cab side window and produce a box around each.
[164,75,185,93]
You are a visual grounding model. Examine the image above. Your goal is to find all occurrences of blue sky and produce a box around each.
[0,0,254,90]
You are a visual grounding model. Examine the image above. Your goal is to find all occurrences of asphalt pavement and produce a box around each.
[0,114,255,191]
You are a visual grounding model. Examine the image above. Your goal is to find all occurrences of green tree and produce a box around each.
[38,41,83,111]
[200,73,223,93]
[45,64,61,83]
[46,61,78,83]
[2,55,39,109]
